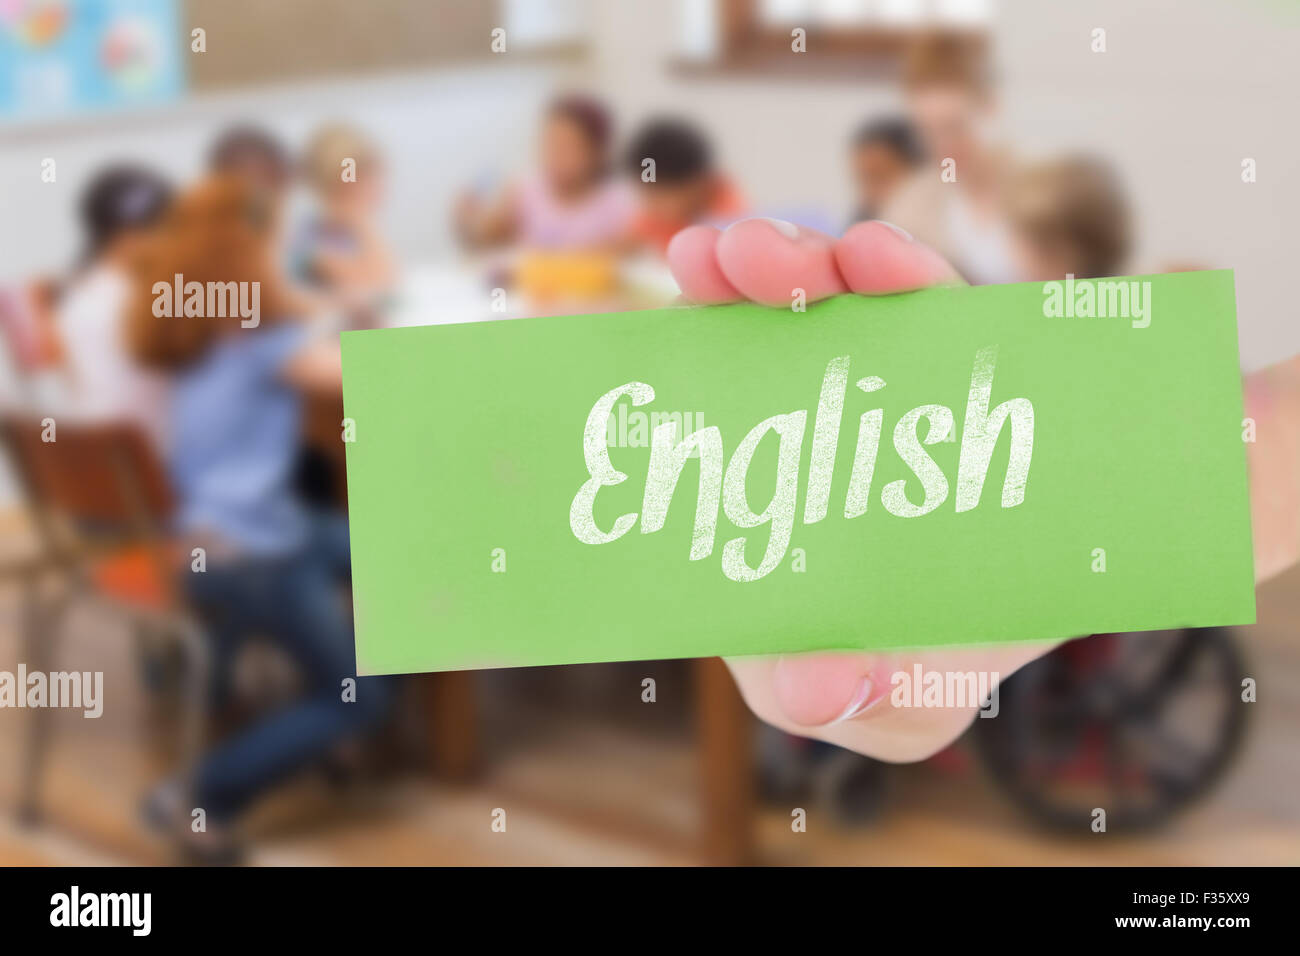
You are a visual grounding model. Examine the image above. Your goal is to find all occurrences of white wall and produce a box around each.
[994,0,1300,372]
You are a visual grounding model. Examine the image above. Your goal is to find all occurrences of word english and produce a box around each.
[570,346,1035,582]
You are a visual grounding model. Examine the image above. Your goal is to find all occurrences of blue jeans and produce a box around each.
[183,513,390,821]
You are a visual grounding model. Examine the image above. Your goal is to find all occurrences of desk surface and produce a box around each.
[382,257,681,330]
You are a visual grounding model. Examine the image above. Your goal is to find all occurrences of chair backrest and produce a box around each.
[0,415,173,532]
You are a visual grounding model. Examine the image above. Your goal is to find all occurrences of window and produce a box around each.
[503,0,590,52]
[677,0,991,77]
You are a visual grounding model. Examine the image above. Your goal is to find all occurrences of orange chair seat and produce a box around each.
[89,545,180,613]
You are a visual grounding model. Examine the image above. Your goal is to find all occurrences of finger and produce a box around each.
[725,639,1067,763]
[834,220,961,294]
[666,225,744,304]
[728,652,968,762]
[714,218,848,307]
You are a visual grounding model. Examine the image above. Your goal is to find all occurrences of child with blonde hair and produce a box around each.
[1006,154,1132,281]
[290,123,396,304]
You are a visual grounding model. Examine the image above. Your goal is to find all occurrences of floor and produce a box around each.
[0,508,1295,865]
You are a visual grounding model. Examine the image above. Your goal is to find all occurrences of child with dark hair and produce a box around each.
[54,164,174,447]
[208,123,300,284]
[848,116,922,225]
[208,124,293,194]
[455,94,635,251]
[623,117,745,256]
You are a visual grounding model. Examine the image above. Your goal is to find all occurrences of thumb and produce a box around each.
[771,652,891,726]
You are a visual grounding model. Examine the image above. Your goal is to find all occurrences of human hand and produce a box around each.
[669,218,1299,760]
[666,218,1073,761]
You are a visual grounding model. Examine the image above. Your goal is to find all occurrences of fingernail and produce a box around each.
[728,217,795,240]
[873,220,914,242]
[831,676,883,723]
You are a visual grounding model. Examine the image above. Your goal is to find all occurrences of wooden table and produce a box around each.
[416,660,755,866]
[313,263,757,864]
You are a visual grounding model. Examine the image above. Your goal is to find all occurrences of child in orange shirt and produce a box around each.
[623,118,746,257]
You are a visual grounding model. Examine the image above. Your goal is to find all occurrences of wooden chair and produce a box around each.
[0,285,209,823]
[0,415,211,822]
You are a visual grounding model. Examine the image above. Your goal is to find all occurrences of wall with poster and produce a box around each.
[0,0,184,122]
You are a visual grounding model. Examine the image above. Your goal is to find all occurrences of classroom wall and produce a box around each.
[182,0,498,91]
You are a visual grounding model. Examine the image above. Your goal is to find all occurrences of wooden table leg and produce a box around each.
[422,671,479,782]
[695,657,755,865]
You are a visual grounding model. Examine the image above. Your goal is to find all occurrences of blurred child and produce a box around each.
[126,176,389,862]
[208,124,349,334]
[53,165,174,448]
[208,124,293,196]
[208,125,294,259]
[291,123,396,300]
[622,117,745,256]
[289,124,396,505]
[883,32,1019,285]
[455,94,635,250]
[1006,155,1132,280]
[847,116,922,226]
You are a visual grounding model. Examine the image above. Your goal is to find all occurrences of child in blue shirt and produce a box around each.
[128,175,389,861]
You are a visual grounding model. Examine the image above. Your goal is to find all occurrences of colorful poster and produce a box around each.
[0,0,184,121]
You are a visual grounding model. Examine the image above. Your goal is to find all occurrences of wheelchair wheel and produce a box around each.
[972,627,1248,832]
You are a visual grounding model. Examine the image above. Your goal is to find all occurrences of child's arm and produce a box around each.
[281,339,342,396]
[313,219,397,293]
[453,183,519,249]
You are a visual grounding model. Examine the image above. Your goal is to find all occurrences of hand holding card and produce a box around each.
[342,220,1263,761]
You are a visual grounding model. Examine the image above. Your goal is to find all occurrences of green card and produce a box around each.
[341,270,1254,675]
